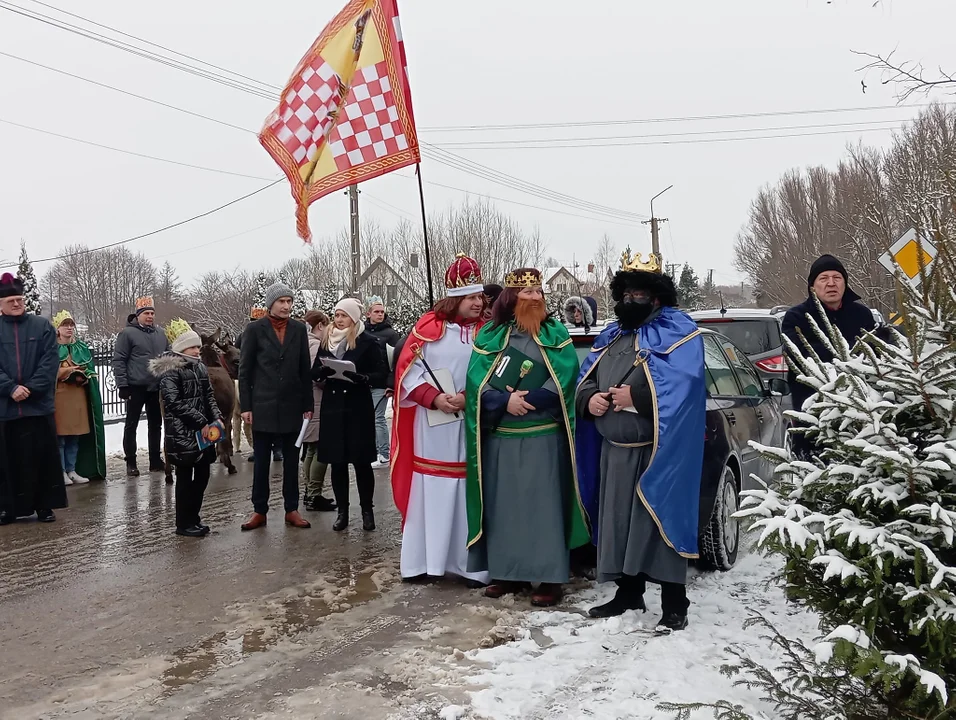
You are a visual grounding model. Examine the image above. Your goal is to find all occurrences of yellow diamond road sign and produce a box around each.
[878,229,937,287]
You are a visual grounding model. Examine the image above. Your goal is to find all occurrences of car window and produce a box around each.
[696,319,780,356]
[702,335,742,396]
[720,339,764,397]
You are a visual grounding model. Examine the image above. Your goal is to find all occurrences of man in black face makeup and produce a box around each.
[575,256,705,632]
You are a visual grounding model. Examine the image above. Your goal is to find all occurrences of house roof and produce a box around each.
[359,256,425,302]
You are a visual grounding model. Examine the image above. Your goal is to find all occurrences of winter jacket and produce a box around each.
[238,317,312,435]
[563,296,595,330]
[0,313,59,421]
[366,316,399,389]
[782,288,876,415]
[113,314,170,391]
[312,329,388,465]
[151,353,222,465]
[302,332,325,444]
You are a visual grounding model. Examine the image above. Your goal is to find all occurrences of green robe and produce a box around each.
[59,340,107,481]
[465,319,590,549]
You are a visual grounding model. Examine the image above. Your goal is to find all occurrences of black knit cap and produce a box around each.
[0,273,24,299]
[807,254,848,290]
[610,270,678,307]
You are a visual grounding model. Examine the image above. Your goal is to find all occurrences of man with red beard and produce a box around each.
[464,268,589,607]
[391,254,491,586]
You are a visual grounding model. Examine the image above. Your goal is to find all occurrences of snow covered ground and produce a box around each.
[427,548,818,720]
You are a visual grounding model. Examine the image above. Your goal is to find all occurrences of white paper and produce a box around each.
[294,417,310,448]
[320,357,357,381]
[425,367,461,427]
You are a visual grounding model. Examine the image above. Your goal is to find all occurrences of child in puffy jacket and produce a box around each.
[150,329,222,537]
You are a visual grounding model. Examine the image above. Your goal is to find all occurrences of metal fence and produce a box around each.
[91,346,126,423]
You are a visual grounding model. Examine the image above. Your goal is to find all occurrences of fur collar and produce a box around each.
[563,296,594,326]
[149,353,197,376]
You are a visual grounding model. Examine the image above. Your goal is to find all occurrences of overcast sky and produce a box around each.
[1,0,953,287]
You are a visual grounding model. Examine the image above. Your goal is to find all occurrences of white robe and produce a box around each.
[399,322,490,582]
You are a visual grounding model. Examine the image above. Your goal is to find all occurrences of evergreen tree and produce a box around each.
[677,263,705,311]
[731,245,956,716]
[252,271,268,310]
[17,241,42,315]
[319,282,340,316]
[292,288,308,319]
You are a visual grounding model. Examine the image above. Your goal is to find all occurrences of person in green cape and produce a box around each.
[465,267,590,607]
[53,311,106,484]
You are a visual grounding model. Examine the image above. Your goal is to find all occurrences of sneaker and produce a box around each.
[370,459,385,469]
[69,472,90,485]
[62,472,73,486]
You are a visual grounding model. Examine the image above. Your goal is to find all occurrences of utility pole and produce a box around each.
[707,269,714,287]
[665,263,678,279]
[642,184,673,258]
[348,184,361,296]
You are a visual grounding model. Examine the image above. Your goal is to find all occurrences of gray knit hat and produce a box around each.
[264,282,294,311]
[171,329,202,354]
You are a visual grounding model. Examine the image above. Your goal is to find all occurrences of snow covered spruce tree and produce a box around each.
[252,271,268,310]
[736,246,956,716]
[17,242,42,315]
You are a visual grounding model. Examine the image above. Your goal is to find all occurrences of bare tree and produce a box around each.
[187,268,257,336]
[855,50,956,102]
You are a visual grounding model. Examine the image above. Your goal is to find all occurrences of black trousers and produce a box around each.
[123,386,163,466]
[330,463,375,511]
[618,572,689,616]
[251,431,299,514]
[175,460,211,529]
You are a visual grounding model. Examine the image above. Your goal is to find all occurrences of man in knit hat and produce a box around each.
[112,296,169,477]
[238,282,314,531]
[364,296,399,467]
[0,273,67,525]
[782,254,877,458]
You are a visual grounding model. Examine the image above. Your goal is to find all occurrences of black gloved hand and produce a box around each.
[343,370,368,384]
[314,365,335,380]
[118,386,131,401]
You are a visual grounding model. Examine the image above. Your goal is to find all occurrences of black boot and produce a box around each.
[0,511,17,525]
[362,509,375,531]
[127,464,140,477]
[656,612,688,632]
[36,510,56,523]
[588,587,647,619]
[332,509,349,532]
[176,525,205,537]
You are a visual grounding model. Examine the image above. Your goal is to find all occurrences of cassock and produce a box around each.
[391,313,489,582]
[464,320,590,583]
[575,307,706,584]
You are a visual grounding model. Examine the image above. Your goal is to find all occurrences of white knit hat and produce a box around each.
[334,297,363,324]
[172,329,202,354]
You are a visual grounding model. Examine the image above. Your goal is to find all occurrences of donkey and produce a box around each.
[162,327,238,483]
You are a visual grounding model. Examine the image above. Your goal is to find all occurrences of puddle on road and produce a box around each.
[161,556,391,690]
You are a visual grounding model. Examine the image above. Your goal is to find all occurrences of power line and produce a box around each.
[21,0,278,93]
[0,117,274,180]
[433,125,900,151]
[0,180,284,270]
[147,216,290,261]
[430,117,912,148]
[419,102,948,133]
[0,51,257,135]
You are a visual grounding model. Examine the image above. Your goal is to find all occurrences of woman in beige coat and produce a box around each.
[302,310,334,511]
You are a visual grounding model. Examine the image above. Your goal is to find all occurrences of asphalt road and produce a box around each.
[0,453,514,719]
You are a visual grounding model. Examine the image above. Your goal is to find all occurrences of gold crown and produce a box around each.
[164,318,192,345]
[619,247,662,274]
[53,309,74,329]
[250,307,267,320]
[135,296,154,310]
[504,270,541,288]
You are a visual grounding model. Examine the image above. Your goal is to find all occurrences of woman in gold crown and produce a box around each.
[53,311,106,485]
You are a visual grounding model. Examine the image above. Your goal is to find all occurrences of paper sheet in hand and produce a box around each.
[320,357,356,381]
[424,367,460,427]
[294,417,310,448]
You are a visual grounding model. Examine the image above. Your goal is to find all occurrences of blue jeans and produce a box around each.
[59,435,80,473]
[370,388,390,459]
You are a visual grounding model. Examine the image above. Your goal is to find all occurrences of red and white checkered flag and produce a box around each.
[260,0,419,242]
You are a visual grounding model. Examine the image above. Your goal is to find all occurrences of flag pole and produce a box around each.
[415,163,435,306]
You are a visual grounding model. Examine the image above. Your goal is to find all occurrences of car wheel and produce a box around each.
[699,465,740,571]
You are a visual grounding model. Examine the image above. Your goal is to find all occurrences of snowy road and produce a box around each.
[0,450,818,719]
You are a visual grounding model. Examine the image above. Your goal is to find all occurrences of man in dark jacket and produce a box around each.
[365,297,398,466]
[0,273,67,525]
[235,309,283,464]
[113,296,170,476]
[782,254,876,458]
[239,282,313,531]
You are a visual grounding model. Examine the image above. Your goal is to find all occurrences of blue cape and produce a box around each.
[575,306,706,558]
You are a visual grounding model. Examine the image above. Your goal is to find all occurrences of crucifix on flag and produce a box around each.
[259,0,420,243]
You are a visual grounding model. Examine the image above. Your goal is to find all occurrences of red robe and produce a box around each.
[390,311,483,526]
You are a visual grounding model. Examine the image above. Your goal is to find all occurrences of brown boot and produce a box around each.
[284,510,311,528]
[241,512,267,531]
[484,581,528,599]
[531,583,563,607]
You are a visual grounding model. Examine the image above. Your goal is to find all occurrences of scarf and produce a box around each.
[57,339,94,376]
[269,315,289,344]
[327,320,365,358]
